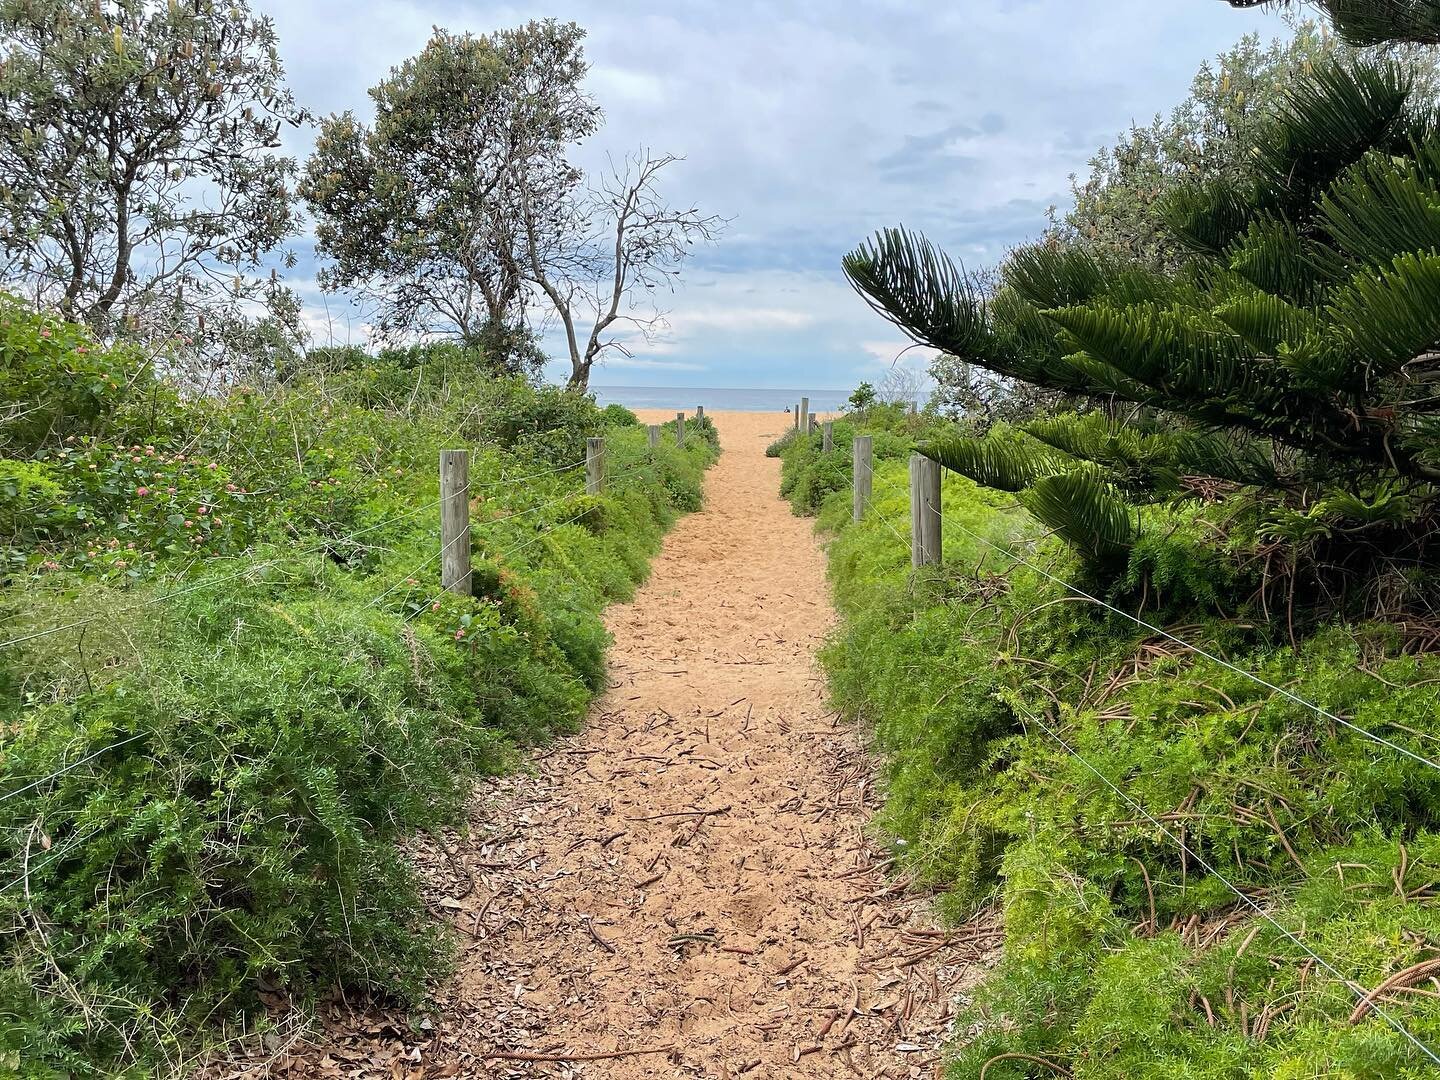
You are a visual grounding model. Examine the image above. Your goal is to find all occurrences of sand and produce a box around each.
[226,411,991,1079]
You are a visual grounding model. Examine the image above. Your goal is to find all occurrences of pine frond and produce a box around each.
[1226,216,1317,300]
[1006,243,1108,309]
[1025,412,1168,472]
[1043,303,1285,406]
[1019,468,1140,567]
[921,431,1064,493]
[1168,429,1280,487]
[1328,251,1440,379]
[1212,291,1324,356]
[1161,179,1257,257]
[842,228,993,359]
[1255,59,1413,200]
[1320,140,1440,268]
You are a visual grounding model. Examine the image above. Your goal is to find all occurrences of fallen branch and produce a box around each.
[628,804,731,821]
[980,1052,1071,1079]
[482,1045,675,1063]
[1349,956,1440,1023]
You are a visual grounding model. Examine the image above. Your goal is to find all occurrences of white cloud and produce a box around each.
[258,0,1293,387]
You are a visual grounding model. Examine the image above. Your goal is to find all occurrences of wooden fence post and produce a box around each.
[696,405,705,424]
[853,435,873,524]
[676,411,686,446]
[648,424,660,449]
[810,415,819,434]
[822,420,834,452]
[800,396,810,435]
[909,452,941,568]
[793,404,800,430]
[586,436,604,495]
[439,449,471,596]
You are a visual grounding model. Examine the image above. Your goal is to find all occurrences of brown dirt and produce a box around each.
[217,411,994,1079]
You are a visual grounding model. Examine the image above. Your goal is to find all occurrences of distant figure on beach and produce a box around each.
[785,405,791,413]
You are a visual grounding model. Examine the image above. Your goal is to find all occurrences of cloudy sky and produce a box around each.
[262,0,1290,391]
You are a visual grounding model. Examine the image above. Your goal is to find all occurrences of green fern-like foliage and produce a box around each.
[922,429,1064,493]
[844,56,1440,586]
[1020,469,1139,568]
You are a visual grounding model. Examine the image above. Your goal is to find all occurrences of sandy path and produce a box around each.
[245,411,991,1079]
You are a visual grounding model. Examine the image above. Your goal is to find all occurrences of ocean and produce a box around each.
[590,385,864,413]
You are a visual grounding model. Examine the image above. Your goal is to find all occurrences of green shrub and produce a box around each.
[811,454,1440,1077]
[600,402,640,427]
[0,308,718,1075]
[0,295,176,458]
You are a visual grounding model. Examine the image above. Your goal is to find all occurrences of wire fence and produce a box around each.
[854,448,1440,1061]
[0,437,688,892]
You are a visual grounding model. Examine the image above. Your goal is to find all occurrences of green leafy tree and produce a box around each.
[845,58,1440,608]
[848,381,877,410]
[0,0,308,376]
[1060,23,1440,268]
[302,21,597,375]
[1225,0,1440,44]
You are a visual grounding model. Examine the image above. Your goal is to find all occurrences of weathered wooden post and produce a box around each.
[696,405,705,424]
[800,396,810,435]
[853,435,873,524]
[675,411,686,446]
[439,449,471,596]
[909,452,941,568]
[793,404,800,430]
[810,415,819,434]
[822,420,834,452]
[585,436,604,495]
[647,424,660,449]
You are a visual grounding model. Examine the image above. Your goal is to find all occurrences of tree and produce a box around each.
[1059,23,1440,268]
[0,0,308,376]
[1224,1,1440,44]
[848,381,877,410]
[845,58,1440,612]
[302,21,598,376]
[520,150,724,390]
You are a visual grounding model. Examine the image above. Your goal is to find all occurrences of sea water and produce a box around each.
[590,385,875,413]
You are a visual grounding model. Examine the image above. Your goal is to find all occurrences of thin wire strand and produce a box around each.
[0,733,148,804]
[1014,702,1440,1066]
[913,485,1440,775]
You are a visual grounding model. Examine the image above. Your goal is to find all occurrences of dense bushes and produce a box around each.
[776,406,921,515]
[781,412,1440,1078]
[0,303,715,1076]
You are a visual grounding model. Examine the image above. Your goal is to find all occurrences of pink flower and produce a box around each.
[167,487,176,495]
[454,629,465,640]
[225,483,237,492]
[39,329,51,338]
[197,505,208,515]
[135,486,149,496]
[207,463,217,470]
[107,539,119,548]
[114,560,127,569]
[184,519,193,527]
[430,601,441,612]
